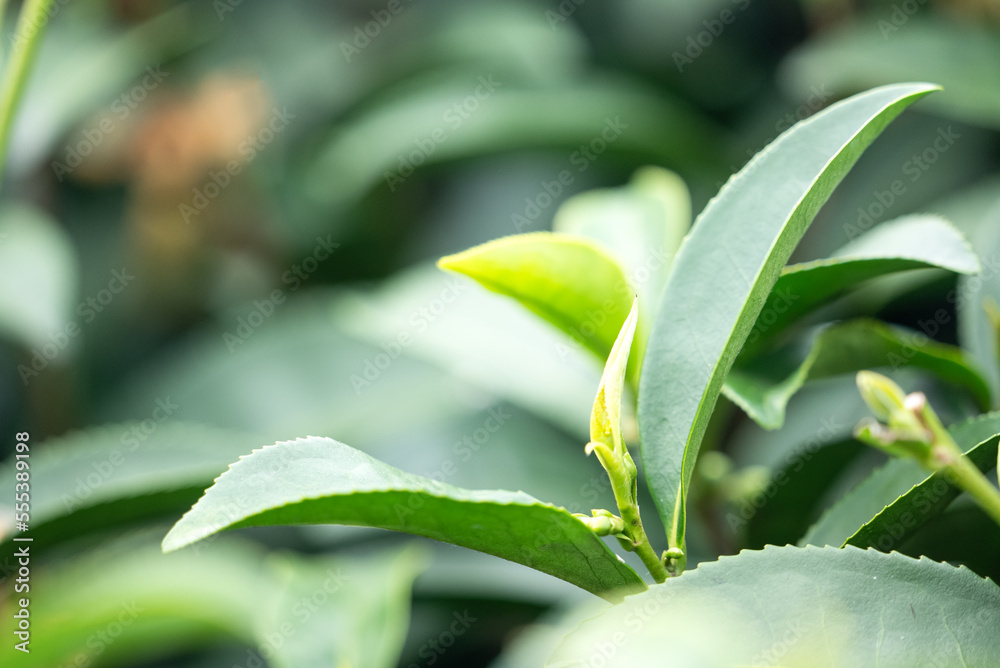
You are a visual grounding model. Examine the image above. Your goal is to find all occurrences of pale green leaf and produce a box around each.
[438,232,636,378]
[163,437,646,601]
[638,83,939,555]
[553,165,691,324]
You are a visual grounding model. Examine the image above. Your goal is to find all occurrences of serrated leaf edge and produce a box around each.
[801,411,1000,547]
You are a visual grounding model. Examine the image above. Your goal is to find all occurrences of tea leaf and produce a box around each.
[163,437,646,601]
[725,319,990,430]
[746,214,980,352]
[439,232,636,378]
[549,545,1000,667]
[638,83,939,558]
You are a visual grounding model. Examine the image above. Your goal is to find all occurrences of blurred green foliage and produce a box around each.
[2,0,1000,666]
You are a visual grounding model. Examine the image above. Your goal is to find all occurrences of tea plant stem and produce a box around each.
[943,451,1000,528]
[608,460,669,583]
[911,392,1000,529]
[856,372,1000,531]
[0,0,56,185]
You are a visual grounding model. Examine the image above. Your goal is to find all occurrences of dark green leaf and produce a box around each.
[747,214,980,351]
[638,83,939,556]
[724,319,990,430]
[163,437,646,601]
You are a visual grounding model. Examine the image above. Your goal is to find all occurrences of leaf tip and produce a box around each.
[435,252,461,273]
[160,526,188,553]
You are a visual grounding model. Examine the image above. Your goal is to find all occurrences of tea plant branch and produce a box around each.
[0,0,56,185]
[855,371,1000,528]
[583,299,671,582]
[586,439,671,582]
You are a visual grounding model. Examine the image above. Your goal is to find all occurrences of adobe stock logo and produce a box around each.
[338,0,416,62]
[843,126,959,241]
[51,65,169,182]
[17,268,135,385]
[383,75,502,192]
[350,278,466,394]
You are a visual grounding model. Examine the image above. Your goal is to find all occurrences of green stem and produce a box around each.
[922,403,1000,529]
[943,452,1000,528]
[609,461,669,583]
[855,372,1000,532]
[0,0,56,185]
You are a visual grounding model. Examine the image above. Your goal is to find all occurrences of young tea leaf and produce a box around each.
[553,166,691,329]
[438,232,637,380]
[591,299,639,457]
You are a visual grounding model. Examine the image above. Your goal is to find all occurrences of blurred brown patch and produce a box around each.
[72,72,278,320]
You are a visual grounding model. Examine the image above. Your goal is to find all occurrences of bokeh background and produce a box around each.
[2,0,1000,666]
